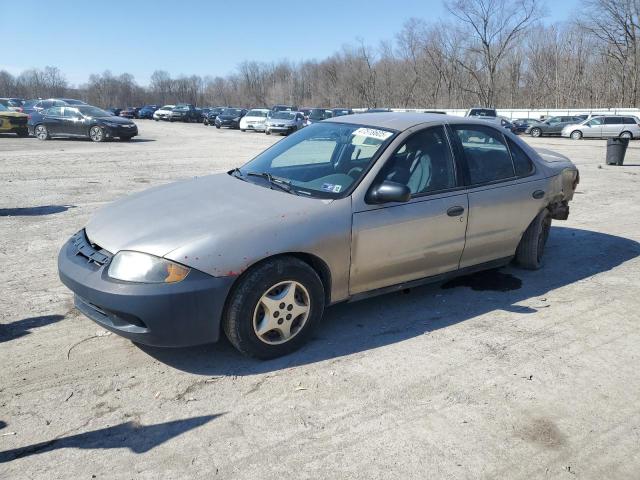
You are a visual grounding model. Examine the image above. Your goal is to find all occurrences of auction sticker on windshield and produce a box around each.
[352,127,393,141]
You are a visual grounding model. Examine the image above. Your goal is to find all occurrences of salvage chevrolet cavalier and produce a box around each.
[58,113,579,359]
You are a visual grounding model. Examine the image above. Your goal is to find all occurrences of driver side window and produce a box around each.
[379,126,457,196]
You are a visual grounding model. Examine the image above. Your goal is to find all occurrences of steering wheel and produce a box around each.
[347,166,364,179]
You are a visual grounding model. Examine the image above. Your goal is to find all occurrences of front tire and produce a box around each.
[570,130,583,140]
[515,209,552,270]
[530,127,542,138]
[223,257,325,359]
[89,126,105,142]
[35,124,50,141]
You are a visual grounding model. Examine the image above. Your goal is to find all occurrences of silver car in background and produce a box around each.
[562,115,640,139]
[265,111,305,135]
[58,113,579,359]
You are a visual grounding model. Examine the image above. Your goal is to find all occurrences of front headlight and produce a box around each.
[108,251,190,283]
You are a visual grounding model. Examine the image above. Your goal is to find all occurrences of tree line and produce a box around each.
[1,0,639,109]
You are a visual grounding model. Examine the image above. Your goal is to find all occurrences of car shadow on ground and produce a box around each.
[0,315,65,343]
[0,414,222,463]
[0,205,75,217]
[138,226,640,376]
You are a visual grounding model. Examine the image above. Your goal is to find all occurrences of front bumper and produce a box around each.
[58,231,235,347]
[215,119,239,128]
[267,125,296,133]
[105,125,138,138]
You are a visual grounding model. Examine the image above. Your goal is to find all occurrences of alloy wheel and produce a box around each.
[252,281,311,345]
[35,125,48,140]
[89,126,104,142]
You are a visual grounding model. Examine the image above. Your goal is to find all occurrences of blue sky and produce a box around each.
[1,0,575,86]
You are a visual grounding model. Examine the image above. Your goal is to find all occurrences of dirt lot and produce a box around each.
[1,120,639,479]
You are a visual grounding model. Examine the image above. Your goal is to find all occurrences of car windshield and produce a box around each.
[236,122,395,198]
[0,104,8,112]
[23,100,38,108]
[76,106,112,117]
[161,106,173,110]
[64,99,86,105]
[247,110,268,117]
[175,105,190,111]
[222,108,242,115]
[272,112,295,120]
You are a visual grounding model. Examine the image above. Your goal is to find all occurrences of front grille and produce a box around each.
[72,230,112,266]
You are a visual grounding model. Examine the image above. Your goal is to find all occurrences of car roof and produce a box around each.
[324,112,479,130]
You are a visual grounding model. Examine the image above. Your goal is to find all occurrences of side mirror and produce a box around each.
[367,180,411,204]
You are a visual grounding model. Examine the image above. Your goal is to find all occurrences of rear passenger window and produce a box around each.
[507,138,534,177]
[453,126,515,185]
[604,117,622,124]
[623,117,637,124]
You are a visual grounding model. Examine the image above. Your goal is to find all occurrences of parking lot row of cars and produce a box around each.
[2,97,639,141]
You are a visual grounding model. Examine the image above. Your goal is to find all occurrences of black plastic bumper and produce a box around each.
[58,233,235,347]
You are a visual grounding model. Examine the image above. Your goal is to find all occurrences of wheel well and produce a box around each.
[230,252,332,304]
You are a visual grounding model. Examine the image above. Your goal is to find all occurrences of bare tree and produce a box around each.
[444,0,543,106]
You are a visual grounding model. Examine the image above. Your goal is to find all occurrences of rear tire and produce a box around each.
[620,131,633,139]
[515,209,552,270]
[223,257,325,359]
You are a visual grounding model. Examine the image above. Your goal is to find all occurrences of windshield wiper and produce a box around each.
[246,171,299,195]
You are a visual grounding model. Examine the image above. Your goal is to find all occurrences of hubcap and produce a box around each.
[571,131,581,139]
[36,126,47,139]
[532,129,541,137]
[253,281,310,345]
[90,127,103,141]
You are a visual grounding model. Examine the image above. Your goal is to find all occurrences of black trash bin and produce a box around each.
[606,138,629,165]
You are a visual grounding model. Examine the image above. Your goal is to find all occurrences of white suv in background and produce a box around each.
[153,105,175,121]
[240,108,270,132]
[562,115,640,139]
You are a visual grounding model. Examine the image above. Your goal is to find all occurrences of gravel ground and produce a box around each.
[1,121,639,479]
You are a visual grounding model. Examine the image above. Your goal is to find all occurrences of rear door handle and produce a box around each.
[532,190,545,199]
[447,206,465,217]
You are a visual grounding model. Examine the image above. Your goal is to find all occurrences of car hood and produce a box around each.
[217,114,241,120]
[0,111,28,118]
[243,116,267,121]
[268,118,296,124]
[85,173,331,264]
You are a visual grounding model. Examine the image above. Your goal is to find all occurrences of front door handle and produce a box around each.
[532,190,545,199]
[447,206,465,217]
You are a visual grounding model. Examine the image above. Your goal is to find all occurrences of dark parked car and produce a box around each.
[138,105,158,119]
[526,116,584,137]
[203,107,226,125]
[331,108,353,117]
[306,108,332,125]
[170,104,200,123]
[29,105,138,142]
[106,107,122,117]
[512,118,541,134]
[120,107,140,119]
[214,108,248,129]
[366,108,392,113]
[22,98,86,115]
